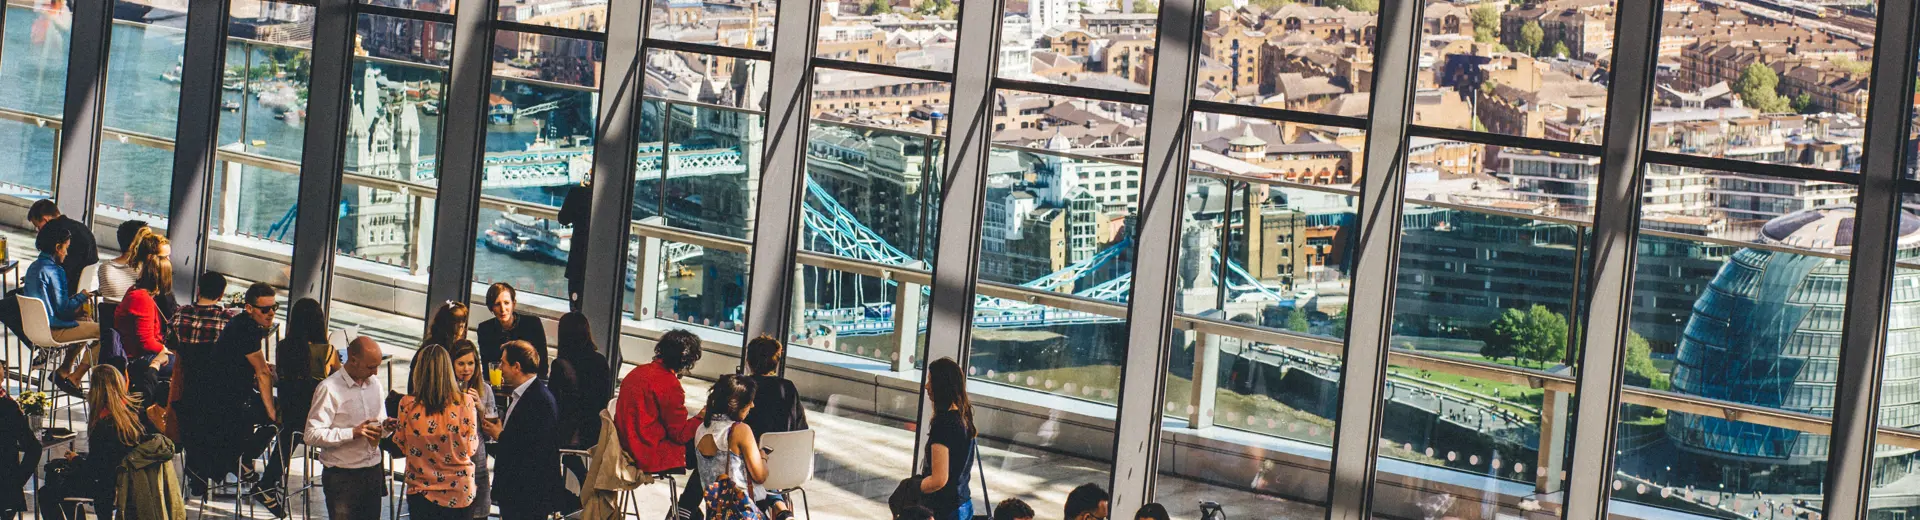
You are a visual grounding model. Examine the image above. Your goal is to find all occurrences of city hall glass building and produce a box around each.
[6,0,1920,518]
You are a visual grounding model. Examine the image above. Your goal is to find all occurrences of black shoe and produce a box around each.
[250,486,289,519]
[48,372,83,399]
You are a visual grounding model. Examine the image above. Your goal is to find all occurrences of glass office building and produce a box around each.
[6,0,1920,518]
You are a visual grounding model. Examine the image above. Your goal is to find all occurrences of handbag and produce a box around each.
[703,472,764,520]
[888,475,924,516]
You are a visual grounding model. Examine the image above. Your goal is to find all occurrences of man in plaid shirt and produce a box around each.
[172,272,235,346]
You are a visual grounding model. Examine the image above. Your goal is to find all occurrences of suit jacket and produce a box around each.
[494,378,565,513]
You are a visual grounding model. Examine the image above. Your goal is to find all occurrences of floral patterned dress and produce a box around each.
[394,395,480,509]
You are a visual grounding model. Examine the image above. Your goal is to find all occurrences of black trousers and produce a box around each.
[408,494,466,520]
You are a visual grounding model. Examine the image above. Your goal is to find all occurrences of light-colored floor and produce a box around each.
[0,225,1332,520]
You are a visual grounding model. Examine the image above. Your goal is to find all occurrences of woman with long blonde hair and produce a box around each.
[86,365,151,520]
[393,344,480,520]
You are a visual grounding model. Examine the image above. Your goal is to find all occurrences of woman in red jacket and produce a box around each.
[113,251,173,402]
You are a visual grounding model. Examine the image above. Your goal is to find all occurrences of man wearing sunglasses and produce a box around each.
[183,282,285,516]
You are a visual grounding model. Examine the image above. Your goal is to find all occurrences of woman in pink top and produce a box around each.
[392,344,480,520]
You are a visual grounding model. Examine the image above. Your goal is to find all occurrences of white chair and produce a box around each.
[760,430,816,520]
[15,294,92,430]
[75,263,98,296]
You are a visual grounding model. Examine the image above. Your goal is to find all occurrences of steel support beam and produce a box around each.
[288,0,358,304]
[1324,0,1424,516]
[1561,0,1664,518]
[580,0,652,374]
[53,0,114,223]
[738,0,822,341]
[423,0,502,312]
[1107,0,1203,511]
[1821,0,1920,518]
[166,0,234,302]
[912,0,1003,474]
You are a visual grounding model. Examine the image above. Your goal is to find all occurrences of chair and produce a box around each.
[16,295,91,430]
[759,430,816,520]
[75,264,98,297]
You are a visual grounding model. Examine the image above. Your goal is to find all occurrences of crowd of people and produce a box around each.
[0,200,1205,520]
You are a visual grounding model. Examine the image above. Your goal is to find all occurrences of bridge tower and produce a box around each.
[343,65,429,269]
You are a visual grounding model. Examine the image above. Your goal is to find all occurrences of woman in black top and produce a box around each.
[476,283,547,370]
[265,298,331,501]
[742,335,807,437]
[917,357,975,520]
[0,361,38,520]
[548,311,610,482]
[85,365,154,520]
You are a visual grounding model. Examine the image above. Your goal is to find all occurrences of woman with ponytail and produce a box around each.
[917,357,976,520]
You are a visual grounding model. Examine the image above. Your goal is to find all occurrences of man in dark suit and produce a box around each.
[483,340,570,520]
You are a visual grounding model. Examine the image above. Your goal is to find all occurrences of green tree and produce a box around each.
[1516,21,1543,56]
[1486,305,1569,367]
[1482,308,1527,364]
[1735,62,1792,113]
[1134,0,1159,13]
[1622,331,1665,390]
[863,0,893,15]
[1792,93,1816,113]
[1471,6,1499,43]
[1549,40,1569,59]
[1286,307,1311,333]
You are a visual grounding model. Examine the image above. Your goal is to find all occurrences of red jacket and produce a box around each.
[115,288,167,355]
[614,360,701,473]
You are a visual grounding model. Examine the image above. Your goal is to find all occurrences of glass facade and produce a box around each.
[10,0,1920,518]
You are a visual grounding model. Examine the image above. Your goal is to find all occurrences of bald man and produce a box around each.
[306,336,388,520]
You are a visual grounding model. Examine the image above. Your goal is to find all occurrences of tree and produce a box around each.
[1471,6,1499,43]
[863,0,893,15]
[1622,331,1664,389]
[1549,40,1569,59]
[1286,307,1311,333]
[1516,21,1543,56]
[1485,305,1569,367]
[1482,308,1526,364]
[1735,62,1792,113]
[1134,0,1159,13]
[1791,93,1818,113]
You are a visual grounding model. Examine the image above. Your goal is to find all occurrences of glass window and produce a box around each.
[789,69,947,362]
[329,12,454,352]
[360,0,454,14]
[1646,0,1875,172]
[997,0,1159,92]
[497,0,605,32]
[95,0,191,221]
[1194,0,1377,116]
[1412,0,1612,143]
[814,0,957,71]
[470,30,604,306]
[649,0,775,51]
[1612,167,1862,514]
[1373,142,1597,517]
[624,49,767,331]
[211,0,313,263]
[0,0,69,196]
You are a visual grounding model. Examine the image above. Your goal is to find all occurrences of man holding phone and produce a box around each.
[306,336,388,520]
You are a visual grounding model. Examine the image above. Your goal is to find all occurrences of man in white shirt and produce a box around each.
[305,336,387,520]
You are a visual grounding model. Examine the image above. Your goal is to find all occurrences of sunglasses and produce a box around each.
[249,302,278,314]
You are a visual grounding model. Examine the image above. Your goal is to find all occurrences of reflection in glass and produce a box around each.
[1646,0,1874,172]
[648,0,775,51]
[214,0,314,248]
[360,0,453,14]
[998,0,1159,91]
[815,0,957,71]
[498,0,606,32]
[1411,0,1612,143]
[96,0,190,219]
[470,30,605,302]
[0,0,70,195]
[1195,1,1376,116]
